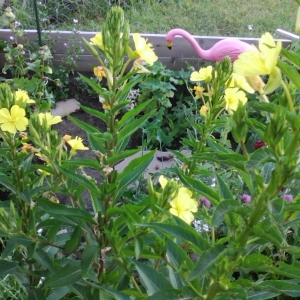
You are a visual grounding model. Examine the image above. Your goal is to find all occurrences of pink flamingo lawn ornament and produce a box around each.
[166,28,254,62]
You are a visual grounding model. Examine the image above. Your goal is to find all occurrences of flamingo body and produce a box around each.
[166,28,254,62]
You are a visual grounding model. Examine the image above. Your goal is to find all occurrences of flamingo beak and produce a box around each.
[166,41,172,50]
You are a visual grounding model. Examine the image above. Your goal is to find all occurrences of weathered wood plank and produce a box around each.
[0,29,292,71]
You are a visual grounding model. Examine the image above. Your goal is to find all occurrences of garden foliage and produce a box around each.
[1,5,300,300]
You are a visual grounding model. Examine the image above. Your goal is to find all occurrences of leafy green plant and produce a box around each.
[1,5,300,300]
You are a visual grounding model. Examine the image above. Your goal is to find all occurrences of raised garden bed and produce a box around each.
[0,29,292,71]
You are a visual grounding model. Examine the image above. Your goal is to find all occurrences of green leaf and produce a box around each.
[28,288,46,300]
[146,289,182,300]
[79,74,108,98]
[138,223,210,251]
[80,104,109,124]
[81,245,100,277]
[0,174,16,193]
[88,133,107,153]
[62,158,102,170]
[131,259,173,295]
[45,261,82,288]
[281,48,300,68]
[242,254,273,272]
[188,245,224,281]
[106,148,140,166]
[211,200,240,227]
[176,169,221,206]
[36,198,96,224]
[247,290,279,300]
[64,225,82,253]
[0,260,18,277]
[56,165,100,195]
[34,250,54,272]
[116,99,153,130]
[246,147,275,170]
[258,280,300,297]
[270,262,300,280]
[68,114,102,134]
[117,110,156,144]
[116,150,155,198]
[166,239,193,269]
[215,172,234,200]
[277,59,300,90]
[46,286,69,300]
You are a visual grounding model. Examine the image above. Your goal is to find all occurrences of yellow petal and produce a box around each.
[179,211,195,224]
[1,122,16,134]
[10,105,25,119]
[264,66,282,95]
[0,108,11,123]
[159,175,168,189]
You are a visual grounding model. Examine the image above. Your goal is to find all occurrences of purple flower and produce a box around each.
[199,196,211,208]
[282,194,294,202]
[241,194,251,203]
[190,254,199,261]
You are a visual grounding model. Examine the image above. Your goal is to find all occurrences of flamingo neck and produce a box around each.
[166,28,209,59]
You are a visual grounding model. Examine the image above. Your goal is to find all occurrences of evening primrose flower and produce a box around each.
[38,112,62,129]
[93,66,106,80]
[190,66,217,83]
[90,33,104,50]
[233,32,282,94]
[132,33,158,66]
[193,85,205,99]
[67,136,89,151]
[199,104,209,117]
[169,187,198,224]
[15,89,35,105]
[224,87,247,113]
[227,73,255,93]
[0,105,28,134]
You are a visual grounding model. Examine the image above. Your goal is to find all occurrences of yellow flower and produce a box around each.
[224,88,247,114]
[38,112,62,129]
[193,86,205,99]
[15,89,35,105]
[67,136,89,151]
[93,66,106,80]
[90,33,104,50]
[190,66,217,83]
[227,73,254,93]
[169,187,198,224]
[233,32,282,94]
[132,33,158,66]
[0,105,28,134]
[21,143,39,153]
[103,165,113,175]
[199,104,209,117]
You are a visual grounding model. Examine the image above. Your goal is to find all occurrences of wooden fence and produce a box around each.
[0,29,293,72]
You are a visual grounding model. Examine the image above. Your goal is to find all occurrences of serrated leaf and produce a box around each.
[131,259,173,295]
[45,261,82,288]
[188,245,224,281]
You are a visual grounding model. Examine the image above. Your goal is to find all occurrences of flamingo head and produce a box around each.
[166,40,173,49]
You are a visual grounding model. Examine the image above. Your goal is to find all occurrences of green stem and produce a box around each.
[281,80,294,112]
[240,141,250,160]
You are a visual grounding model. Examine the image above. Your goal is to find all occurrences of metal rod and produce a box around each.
[33,0,42,46]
